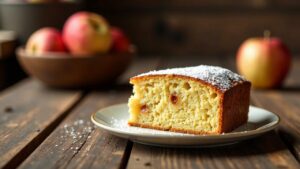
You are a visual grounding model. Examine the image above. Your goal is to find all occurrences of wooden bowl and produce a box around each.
[16,47,134,88]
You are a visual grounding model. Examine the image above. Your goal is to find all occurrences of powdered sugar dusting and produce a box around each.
[51,119,95,154]
[136,65,247,91]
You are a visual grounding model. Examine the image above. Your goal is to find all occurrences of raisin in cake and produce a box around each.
[128,65,251,135]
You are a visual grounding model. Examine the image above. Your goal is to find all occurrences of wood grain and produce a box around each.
[251,90,300,162]
[127,132,299,169]
[0,79,82,169]
[1,57,300,169]
[18,58,161,169]
[18,91,131,169]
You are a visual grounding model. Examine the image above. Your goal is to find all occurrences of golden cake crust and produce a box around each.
[129,74,251,134]
[128,122,218,135]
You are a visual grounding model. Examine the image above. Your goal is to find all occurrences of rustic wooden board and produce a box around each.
[0,79,82,169]
[126,58,300,169]
[252,89,300,162]
[2,57,299,169]
[127,132,299,169]
[18,91,131,169]
[18,58,161,169]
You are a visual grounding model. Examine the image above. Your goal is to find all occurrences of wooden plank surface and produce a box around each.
[0,79,82,169]
[1,57,300,169]
[18,91,131,169]
[126,58,300,169]
[18,58,161,169]
[127,132,299,169]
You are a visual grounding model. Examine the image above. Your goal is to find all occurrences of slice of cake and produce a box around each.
[128,65,251,135]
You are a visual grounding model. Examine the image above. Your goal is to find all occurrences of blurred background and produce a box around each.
[92,0,300,57]
[0,0,297,88]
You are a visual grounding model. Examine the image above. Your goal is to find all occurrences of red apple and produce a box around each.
[63,11,112,56]
[25,27,66,55]
[110,27,130,53]
[236,35,291,88]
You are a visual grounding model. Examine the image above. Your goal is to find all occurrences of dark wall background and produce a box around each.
[87,0,300,57]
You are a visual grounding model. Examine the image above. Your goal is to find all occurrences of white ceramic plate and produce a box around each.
[91,103,280,147]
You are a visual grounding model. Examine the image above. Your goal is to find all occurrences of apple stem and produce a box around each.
[264,30,271,39]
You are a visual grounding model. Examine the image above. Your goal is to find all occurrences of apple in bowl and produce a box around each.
[25,27,66,55]
[62,11,112,56]
[110,27,131,53]
[17,11,135,88]
[236,33,291,88]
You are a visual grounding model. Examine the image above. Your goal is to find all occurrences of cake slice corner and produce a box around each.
[128,65,251,135]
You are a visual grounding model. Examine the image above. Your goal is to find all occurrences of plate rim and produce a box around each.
[91,103,280,139]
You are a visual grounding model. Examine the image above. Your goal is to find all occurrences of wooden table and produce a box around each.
[0,57,299,169]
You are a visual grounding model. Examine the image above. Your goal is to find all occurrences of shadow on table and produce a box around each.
[277,128,299,151]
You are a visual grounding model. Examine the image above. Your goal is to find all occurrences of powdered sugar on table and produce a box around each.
[135,65,247,91]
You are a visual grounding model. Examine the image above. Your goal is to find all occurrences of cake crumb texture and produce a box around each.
[129,76,221,134]
[128,65,251,135]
